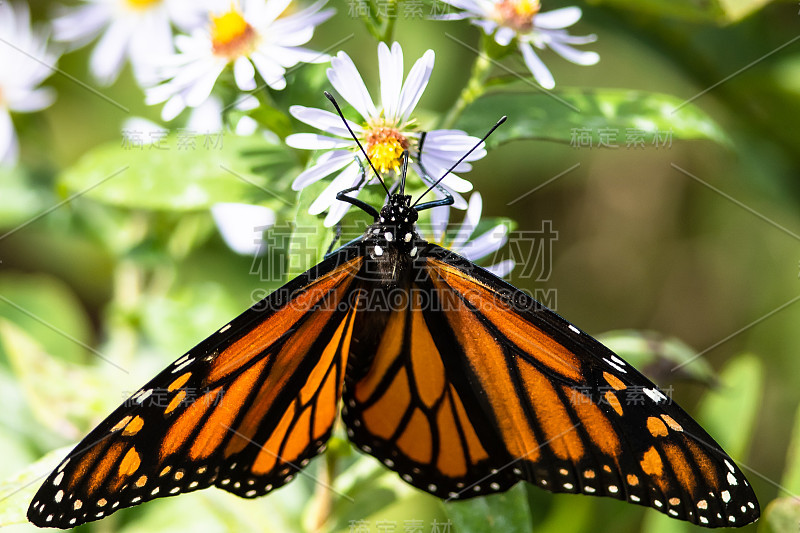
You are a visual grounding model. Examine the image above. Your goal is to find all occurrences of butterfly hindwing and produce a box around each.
[342,243,759,528]
[28,250,363,528]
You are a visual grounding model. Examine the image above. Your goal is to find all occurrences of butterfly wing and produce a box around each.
[341,244,759,528]
[28,248,364,529]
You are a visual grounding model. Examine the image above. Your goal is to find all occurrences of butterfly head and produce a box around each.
[364,193,421,261]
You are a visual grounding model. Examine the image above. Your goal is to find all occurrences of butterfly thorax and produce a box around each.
[361,194,423,285]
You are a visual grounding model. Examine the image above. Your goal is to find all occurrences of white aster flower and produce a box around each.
[426,192,514,277]
[286,41,484,227]
[437,0,599,89]
[0,2,59,165]
[146,0,334,121]
[52,0,209,86]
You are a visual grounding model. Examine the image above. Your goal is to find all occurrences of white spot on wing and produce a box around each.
[610,355,626,366]
[727,472,738,486]
[603,358,627,374]
[643,387,667,403]
[172,358,194,373]
[135,389,153,404]
[721,490,731,503]
[568,325,580,334]
[53,472,64,486]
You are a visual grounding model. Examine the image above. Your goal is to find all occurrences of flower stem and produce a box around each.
[441,47,493,129]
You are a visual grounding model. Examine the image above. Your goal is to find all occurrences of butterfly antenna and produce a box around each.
[400,149,409,195]
[411,116,507,208]
[324,91,390,196]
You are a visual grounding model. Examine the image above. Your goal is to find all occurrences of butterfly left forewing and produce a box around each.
[29,252,363,528]
[419,246,759,527]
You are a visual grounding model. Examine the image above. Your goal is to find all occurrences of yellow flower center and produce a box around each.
[210,6,258,58]
[495,0,541,31]
[125,0,162,9]
[365,127,410,175]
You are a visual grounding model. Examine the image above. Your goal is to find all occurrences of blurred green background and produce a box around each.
[2,0,800,531]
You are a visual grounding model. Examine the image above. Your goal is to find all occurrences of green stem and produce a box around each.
[441,50,493,129]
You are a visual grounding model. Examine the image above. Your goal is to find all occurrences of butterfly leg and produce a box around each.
[325,224,343,256]
[414,133,455,212]
[335,157,380,220]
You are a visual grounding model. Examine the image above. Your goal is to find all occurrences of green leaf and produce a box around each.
[0,274,92,365]
[445,484,533,533]
[0,167,42,228]
[0,320,113,439]
[530,488,595,533]
[245,104,293,140]
[455,89,728,149]
[596,330,716,387]
[760,497,800,533]
[778,403,800,495]
[641,507,692,533]
[326,453,426,533]
[696,353,764,459]
[60,134,298,212]
[0,445,72,527]
[588,0,773,24]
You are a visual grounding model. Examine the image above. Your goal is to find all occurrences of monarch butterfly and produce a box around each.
[28,93,759,529]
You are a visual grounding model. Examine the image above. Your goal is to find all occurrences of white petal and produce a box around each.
[235,94,259,111]
[233,57,257,91]
[471,19,498,35]
[211,203,276,256]
[259,0,293,26]
[379,41,403,121]
[520,42,555,89]
[398,49,434,122]
[250,51,286,90]
[291,151,354,190]
[548,40,600,66]
[308,162,358,214]
[448,189,468,210]
[440,0,487,13]
[185,61,226,106]
[460,224,509,261]
[430,204,450,242]
[534,7,583,29]
[495,27,516,46]
[288,105,361,138]
[323,168,372,227]
[328,51,376,119]
[186,97,224,132]
[235,116,259,136]
[9,87,55,112]
[486,259,515,278]
[0,110,19,166]
[161,94,187,121]
[121,117,165,146]
[89,21,132,85]
[450,192,482,249]
[285,133,352,150]
[438,173,474,193]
